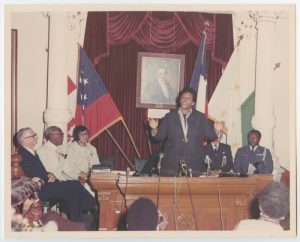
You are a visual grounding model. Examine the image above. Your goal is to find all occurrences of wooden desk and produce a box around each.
[90,172,273,231]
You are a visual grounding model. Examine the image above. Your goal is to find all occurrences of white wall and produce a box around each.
[11,12,48,147]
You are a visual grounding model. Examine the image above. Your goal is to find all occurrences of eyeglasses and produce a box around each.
[79,132,89,136]
[24,133,38,139]
[50,133,64,137]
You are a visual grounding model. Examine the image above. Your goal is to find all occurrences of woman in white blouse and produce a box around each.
[63,125,100,194]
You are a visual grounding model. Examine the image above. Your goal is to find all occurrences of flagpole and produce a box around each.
[105,129,135,170]
[121,118,141,159]
[144,120,153,155]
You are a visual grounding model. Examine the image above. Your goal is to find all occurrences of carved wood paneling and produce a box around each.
[90,173,273,230]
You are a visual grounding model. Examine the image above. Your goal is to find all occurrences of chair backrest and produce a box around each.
[133,157,148,173]
[100,156,116,170]
[11,153,26,178]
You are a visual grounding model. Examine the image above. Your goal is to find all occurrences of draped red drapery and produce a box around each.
[89,12,216,64]
[84,11,234,170]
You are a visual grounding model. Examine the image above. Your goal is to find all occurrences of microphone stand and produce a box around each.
[221,153,227,169]
[178,160,188,177]
[156,153,164,211]
[156,162,161,211]
[204,155,211,177]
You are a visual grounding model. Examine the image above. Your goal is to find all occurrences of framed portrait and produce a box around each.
[136,52,185,109]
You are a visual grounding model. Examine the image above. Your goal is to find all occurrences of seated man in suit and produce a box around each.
[16,127,98,230]
[203,130,233,175]
[233,129,273,174]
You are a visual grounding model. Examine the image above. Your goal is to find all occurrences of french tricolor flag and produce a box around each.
[189,31,208,117]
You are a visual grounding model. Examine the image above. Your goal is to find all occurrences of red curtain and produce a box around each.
[84,12,233,170]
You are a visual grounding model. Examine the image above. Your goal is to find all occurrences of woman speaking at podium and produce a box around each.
[148,87,224,176]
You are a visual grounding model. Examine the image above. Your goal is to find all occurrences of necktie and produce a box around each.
[214,145,218,153]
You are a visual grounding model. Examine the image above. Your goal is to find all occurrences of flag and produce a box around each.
[67,76,77,141]
[189,32,208,115]
[75,47,122,140]
[208,48,242,156]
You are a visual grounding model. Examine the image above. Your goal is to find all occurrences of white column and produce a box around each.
[43,12,86,142]
[250,11,282,180]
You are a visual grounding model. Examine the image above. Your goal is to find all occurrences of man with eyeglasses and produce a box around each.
[16,127,98,230]
[37,126,70,181]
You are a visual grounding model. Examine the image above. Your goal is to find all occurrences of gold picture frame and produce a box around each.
[136,52,185,109]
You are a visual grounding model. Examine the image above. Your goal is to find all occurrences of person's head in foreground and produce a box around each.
[126,197,158,231]
[258,182,289,222]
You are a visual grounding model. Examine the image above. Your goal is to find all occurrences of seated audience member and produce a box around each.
[16,127,98,230]
[63,125,100,193]
[37,126,70,181]
[12,204,85,231]
[11,206,58,232]
[235,182,289,231]
[126,197,168,231]
[280,212,290,230]
[233,130,273,174]
[202,128,233,174]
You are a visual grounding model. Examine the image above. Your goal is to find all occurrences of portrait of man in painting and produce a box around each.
[137,52,185,109]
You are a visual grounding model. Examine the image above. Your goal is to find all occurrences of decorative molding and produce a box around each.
[249,10,285,27]
[98,192,111,201]
[232,11,257,47]
[66,11,85,33]
[233,10,288,45]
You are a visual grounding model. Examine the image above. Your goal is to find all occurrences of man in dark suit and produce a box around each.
[233,129,273,174]
[203,132,233,174]
[16,127,98,229]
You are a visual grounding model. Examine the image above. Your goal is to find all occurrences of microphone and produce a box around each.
[157,153,164,175]
[221,152,226,168]
[204,155,211,176]
[156,153,164,212]
[188,168,193,177]
[178,160,188,177]
[126,167,131,177]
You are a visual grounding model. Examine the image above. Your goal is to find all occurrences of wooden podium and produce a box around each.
[90,172,273,231]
